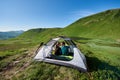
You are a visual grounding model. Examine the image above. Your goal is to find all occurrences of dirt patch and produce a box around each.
[0,46,37,80]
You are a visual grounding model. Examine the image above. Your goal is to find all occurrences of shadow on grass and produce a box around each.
[69,36,91,40]
[0,56,6,60]
[69,36,92,44]
[86,56,120,73]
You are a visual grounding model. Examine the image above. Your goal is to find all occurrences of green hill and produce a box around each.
[18,9,120,40]
[18,28,62,44]
[63,9,120,39]
[0,9,120,80]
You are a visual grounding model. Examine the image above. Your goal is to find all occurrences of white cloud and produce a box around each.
[69,10,95,21]
[75,11,94,17]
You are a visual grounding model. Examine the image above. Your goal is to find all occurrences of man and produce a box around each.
[61,42,69,55]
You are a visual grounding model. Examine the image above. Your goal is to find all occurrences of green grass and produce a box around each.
[0,37,118,80]
[12,62,89,80]
[78,38,120,80]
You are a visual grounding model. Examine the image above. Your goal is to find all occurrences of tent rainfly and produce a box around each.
[34,37,87,72]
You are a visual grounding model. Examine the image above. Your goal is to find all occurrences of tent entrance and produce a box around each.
[45,38,75,61]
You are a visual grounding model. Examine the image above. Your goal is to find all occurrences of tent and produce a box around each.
[34,36,87,72]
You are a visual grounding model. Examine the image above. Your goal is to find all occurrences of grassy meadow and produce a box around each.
[0,35,120,80]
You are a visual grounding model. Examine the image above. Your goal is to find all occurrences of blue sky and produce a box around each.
[0,0,120,31]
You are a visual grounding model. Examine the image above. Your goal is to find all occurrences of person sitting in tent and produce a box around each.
[54,42,62,55]
[61,42,69,55]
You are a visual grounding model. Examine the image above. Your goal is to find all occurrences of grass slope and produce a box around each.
[0,9,120,80]
[63,9,120,39]
[18,28,62,44]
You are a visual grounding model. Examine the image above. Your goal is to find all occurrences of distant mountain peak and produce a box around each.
[0,30,24,40]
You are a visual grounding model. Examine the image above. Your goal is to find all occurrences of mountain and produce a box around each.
[0,9,120,80]
[19,9,120,40]
[18,28,62,44]
[63,8,120,39]
[0,30,24,40]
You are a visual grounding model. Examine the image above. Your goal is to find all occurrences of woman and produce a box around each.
[54,42,62,55]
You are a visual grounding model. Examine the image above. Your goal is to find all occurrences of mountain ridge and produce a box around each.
[0,30,24,40]
[63,8,120,39]
[19,8,120,40]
